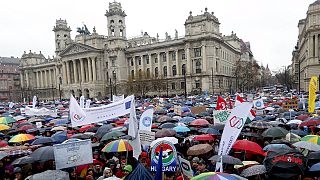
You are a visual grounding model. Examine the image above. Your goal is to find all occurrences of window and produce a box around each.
[138,58,141,65]
[162,53,167,62]
[215,48,219,57]
[112,71,116,80]
[216,61,219,72]
[182,64,186,75]
[155,57,158,63]
[196,80,201,88]
[155,67,159,77]
[110,20,114,23]
[131,70,134,79]
[194,48,201,57]
[146,55,149,64]
[196,60,201,73]
[111,29,115,36]
[119,20,123,23]
[57,34,60,38]
[131,59,134,66]
[64,34,68,37]
[172,52,176,61]
[181,50,186,60]
[120,29,123,36]
[163,66,167,77]
[181,81,185,89]
[146,68,150,78]
[172,65,177,76]
[111,57,116,66]
[171,83,176,90]
[138,69,142,79]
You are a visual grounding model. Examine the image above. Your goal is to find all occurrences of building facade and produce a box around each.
[0,57,21,102]
[291,0,320,92]
[20,2,255,100]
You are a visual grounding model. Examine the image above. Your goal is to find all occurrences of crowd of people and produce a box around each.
[0,91,319,180]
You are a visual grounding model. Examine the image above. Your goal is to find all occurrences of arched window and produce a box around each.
[196,61,201,73]
[131,70,134,79]
[146,68,150,78]
[111,29,115,36]
[182,64,186,75]
[172,65,177,76]
[131,59,134,66]
[163,66,167,77]
[216,61,219,72]
[138,69,142,79]
[110,20,114,24]
[155,67,158,77]
[112,71,116,80]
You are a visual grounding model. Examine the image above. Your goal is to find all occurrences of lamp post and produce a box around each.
[51,83,54,102]
[109,78,113,101]
[183,69,187,97]
[58,83,61,101]
[211,68,214,95]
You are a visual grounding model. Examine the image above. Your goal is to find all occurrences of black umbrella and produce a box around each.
[124,163,154,180]
[262,127,288,138]
[31,137,54,145]
[11,156,35,165]
[94,124,113,138]
[30,146,54,162]
[159,122,177,129]
[0,151,8,160]
[209,155,242,165]
[70,133,93,140]
[308,151,320,160]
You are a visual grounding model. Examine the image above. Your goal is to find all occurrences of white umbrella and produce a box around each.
[293,141,320,151]
[150,137,178,147]
[29,170,69,180]
[286,120,302,125]
[265,107,275,111]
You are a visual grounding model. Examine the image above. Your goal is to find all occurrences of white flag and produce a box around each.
[69,95,86,127]
[9,102,14,109]
[85,99,91,108]
[80,96,85,108]
[128,99,141,159]
[32,96,37,108]
[253,98,265,109]
[139,109,154,132]
[216,102,252,172]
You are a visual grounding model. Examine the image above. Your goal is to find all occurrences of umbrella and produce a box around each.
[308,151,320,160]
[0,151,9,160]
[286,120,302,125]
[290,130,308,136]
[9,134,35,143]
[30,146,54,162]
[150,137,178,147]
[157,116,171,123]
[0,124,10,131]
[31,137,54,145]
[124,163,153,180]
[155,129,176,138]
[253,116,263,121]
[101,131,125,141]
[249,121,272,129]
[199,128,221,135]
[293,141,320,151]
[51,131,67,143]
[193,134,214,141]
[70,133,93,140]
[154,108,167,115]
[29,170,70,180]
[189,119,210,126]
[232,140,265,155]
[211,123,225,130]
[261,127,288,138]
[240,132,261,138]
[299,118,320,127]
[187,144,213,156]
[159,122,176,129]
[209,155,242,165]
[11,156,35,165]
[79,124,95,133]
[263,144,291,151]
[234,161,259,169]
[62,138,81,144]
[296,114,309,121]
[51,126,66,131]
[285,133,301,142]
[53,119,69,125]
[309,162,320,172]
[18,124,36,131]
[301,135,320,145]
[240,165,266,177]
[191,172,238,180]
[0,140,8,147]
[173,126,190,133]
[179,117,195,124]
[0,117,16,124]
[94,124,114,138]
[101,139,133,152]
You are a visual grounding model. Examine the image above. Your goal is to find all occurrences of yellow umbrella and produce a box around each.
[0,124,10,131]
[234,161,259,169]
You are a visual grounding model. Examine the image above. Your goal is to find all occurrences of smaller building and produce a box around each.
[0,56,21,102]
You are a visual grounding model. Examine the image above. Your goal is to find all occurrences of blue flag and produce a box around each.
[155,146,163,180]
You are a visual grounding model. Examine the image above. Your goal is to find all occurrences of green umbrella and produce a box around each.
[101,131,125,141]
[0,117,16,124]
[261,127,288,138]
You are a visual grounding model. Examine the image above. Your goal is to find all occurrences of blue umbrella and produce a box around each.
[253,116,263,121]
[51,131,67,143]
[181,106,190,112]
[290,130,308,136]
[199,128,221,135]
[179,117,195,124]
[263,144,291,151]
[309,162,320,172]
[54,119,69,125]
[173,126,190,133]
[31,136,54,145]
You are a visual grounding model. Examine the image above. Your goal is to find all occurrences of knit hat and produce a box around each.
[123,165,132,172]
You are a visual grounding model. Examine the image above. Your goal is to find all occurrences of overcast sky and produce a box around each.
[0,0,316,71]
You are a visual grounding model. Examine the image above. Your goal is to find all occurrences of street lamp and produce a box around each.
[211,68,214,95]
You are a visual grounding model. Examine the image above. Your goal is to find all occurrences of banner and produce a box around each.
[54,139,93,169]
[85,99,91,108]
[32,96,37,108]
[308,76,318,113]
[139,108,154,132]
[25,107,57,117]
[139,130,155,145]
[178,156,193,178]
[80,96,85,108]
[216,96,227,110]
[151,140,177,172]
[113,95,125,102]
[253,98,265,109]
[235,95,256,121]
[70,95,134,127]
[213,110,231,125]
[216,102,252,171]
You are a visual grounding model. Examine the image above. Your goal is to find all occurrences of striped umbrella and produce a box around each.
[191,172,239,180]
[101,139,133,152]
[9,134,35,143]
[0,117,16,124]
[0,124,10,131]
[301,135,320,145]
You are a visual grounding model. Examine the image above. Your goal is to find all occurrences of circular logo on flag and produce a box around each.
[151,141,176,166]
[255,101,262,107]
[142,117,152,127]
[71,112,85,122]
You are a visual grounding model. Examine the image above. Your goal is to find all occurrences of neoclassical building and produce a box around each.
[291,0,320,92]
[20,2,254,100]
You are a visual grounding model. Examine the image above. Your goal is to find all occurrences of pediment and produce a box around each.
[59,43,101,57]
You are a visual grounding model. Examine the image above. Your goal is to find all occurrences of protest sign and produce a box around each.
[151,140,177,172]
[139,130,155,145]
[213,110,230,124]
[178,156,193,178]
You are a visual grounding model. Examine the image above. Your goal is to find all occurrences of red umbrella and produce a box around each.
[79,124,95,133]
[18,125,36,131]
[151,123,158,129]
[194,134,214,141]
[0,140,8,147]
[189,119,210,126]
[299,118,320,127]
[232,140,265,155]
[296,114,309,121]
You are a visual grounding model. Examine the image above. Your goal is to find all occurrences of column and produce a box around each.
[66,61,71,84]
[20,72,24,89]
[26,72,29,88]
[39,71,43,88]
[176,50,180,75]
[186,45,191,74]
[202,43,207,73]
[72,60,78,83]
[133,57,137,78]
[158,53,162,76]
[316,34,319,58]
[49,69,52,86]
[36,71,39,88]
[166,51,170,77]
[88,58,92,82]
[92,57,97,81]
[80,59,85,83]
[149,54,153,77]
[62,62,67,84]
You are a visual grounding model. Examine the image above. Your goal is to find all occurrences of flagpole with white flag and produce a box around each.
[69,95,87,127]
[128,98,142,159]
[80,96,85,108]
[32,96,37,108]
